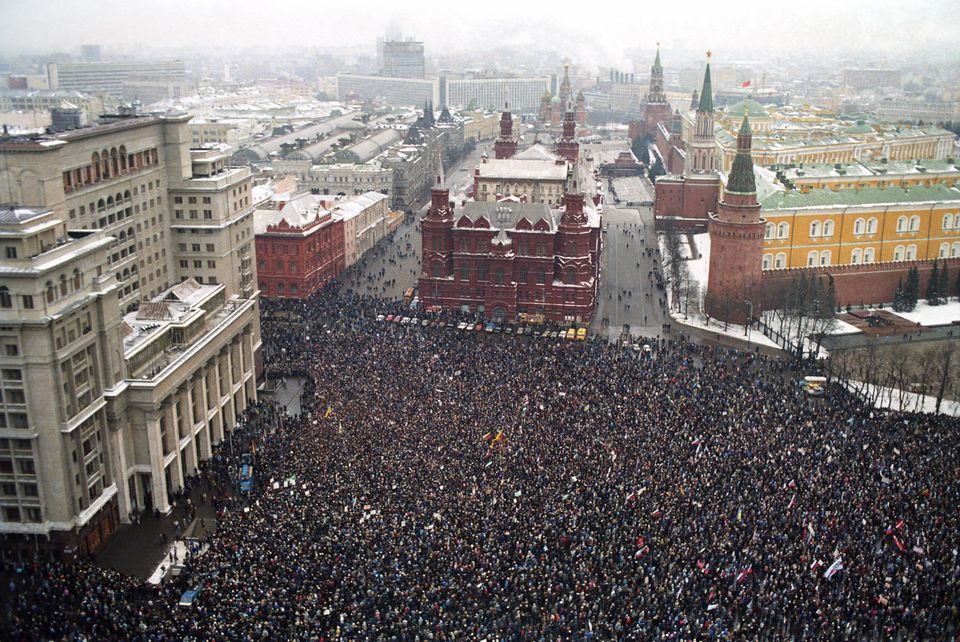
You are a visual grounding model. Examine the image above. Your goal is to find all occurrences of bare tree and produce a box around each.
[932,342,957,414]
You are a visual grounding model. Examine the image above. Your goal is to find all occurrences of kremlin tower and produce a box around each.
[642,46,670,136]
[705,113,765,324]
[494,103,518,160]
[688,54,718,173]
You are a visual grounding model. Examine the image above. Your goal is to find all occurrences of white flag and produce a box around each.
[824,557,844,580]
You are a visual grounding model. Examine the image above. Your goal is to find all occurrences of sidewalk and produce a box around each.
[95,481,219,579]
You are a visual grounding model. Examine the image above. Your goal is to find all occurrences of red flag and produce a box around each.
[893,535,905,552]
[741,80,751,88]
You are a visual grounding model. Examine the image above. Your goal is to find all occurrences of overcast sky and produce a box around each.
[2,0,958,66]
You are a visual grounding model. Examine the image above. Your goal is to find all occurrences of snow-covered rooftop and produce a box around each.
[478,158,568,181]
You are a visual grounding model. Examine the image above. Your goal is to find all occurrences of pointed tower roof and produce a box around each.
[698,61,714,113]
[690,89,699,110]
[669,109,682,135]
[726,113,756,194]
[653,46,662,71]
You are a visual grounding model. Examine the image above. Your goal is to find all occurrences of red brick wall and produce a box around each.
[760,257,960,308]
[654,179,684,217]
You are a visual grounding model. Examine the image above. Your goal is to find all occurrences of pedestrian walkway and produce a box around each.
[95,482,218,579]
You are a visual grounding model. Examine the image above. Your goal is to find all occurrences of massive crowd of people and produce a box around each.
[3,285,959,640]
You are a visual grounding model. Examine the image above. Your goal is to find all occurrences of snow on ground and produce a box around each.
[892,300,960,327]
[831,318,863,335]
[841,380,960,416]
[685,233,710,285]
[147,540,188,584]
[675,307,782,349]
[659,232,780,349]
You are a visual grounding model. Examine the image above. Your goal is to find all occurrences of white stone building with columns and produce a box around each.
[0,111,261,558]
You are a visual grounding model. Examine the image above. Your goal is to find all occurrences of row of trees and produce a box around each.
[893,260,955,311]
[829,341,959,414]
[629,135,665,181]
[763,272,838,357]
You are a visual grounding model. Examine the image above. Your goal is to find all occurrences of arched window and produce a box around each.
[123,190,131,201]
[864,247,875,263]
[940,242,950,258]
[0,286,11,308]
[92,152,101,181]
[762,254,772,270]
[906,245,917,260]
[495,268,505,285]
[564,268,576,285]
[101,149,111,178]
[118,145,127,171]
[431,264,440,277]
[952,242,960,257]
[896,216,907,232]
[942,213,954,230]
[45,281,55,303]
[777,222,789,239]
[764,223,774,240]
[73,269,81,290]
[807,250,819,266]
[106,196,114,208]
[774,252,787,268]
[809,221,821,238]
[59,274,68,296]
[819,250,831,266]
[909,215,920,232]
[822,220,834,236]
[867,218,878,234]
[851,248,862,264]
[853,218,865,235]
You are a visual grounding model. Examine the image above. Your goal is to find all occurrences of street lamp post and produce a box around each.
[743,300,753,344]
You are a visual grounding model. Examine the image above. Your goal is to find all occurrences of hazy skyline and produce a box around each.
[2,0,960,68]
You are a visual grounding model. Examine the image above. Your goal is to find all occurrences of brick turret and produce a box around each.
[494,103,518,159]
[705,113,765,324]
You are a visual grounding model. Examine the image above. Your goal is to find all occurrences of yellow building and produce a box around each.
[780,158,960,193]
[759,184,960,269]
[681,101,956,173]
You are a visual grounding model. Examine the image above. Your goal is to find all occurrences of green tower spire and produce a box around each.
[697,63,713,113]
[726,112,756,194]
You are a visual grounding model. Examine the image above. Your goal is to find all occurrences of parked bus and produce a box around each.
[238,453,254,493]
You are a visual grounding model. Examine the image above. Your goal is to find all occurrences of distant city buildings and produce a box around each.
[842,68,902,90]
[876,99,960,126]
[380,40,425,78]
[443,76,552,112]
[45,60,191,101]
[337,74,440,108]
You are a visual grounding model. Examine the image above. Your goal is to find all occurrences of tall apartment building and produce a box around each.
[381,40,425,78]
[0,113,260,558]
